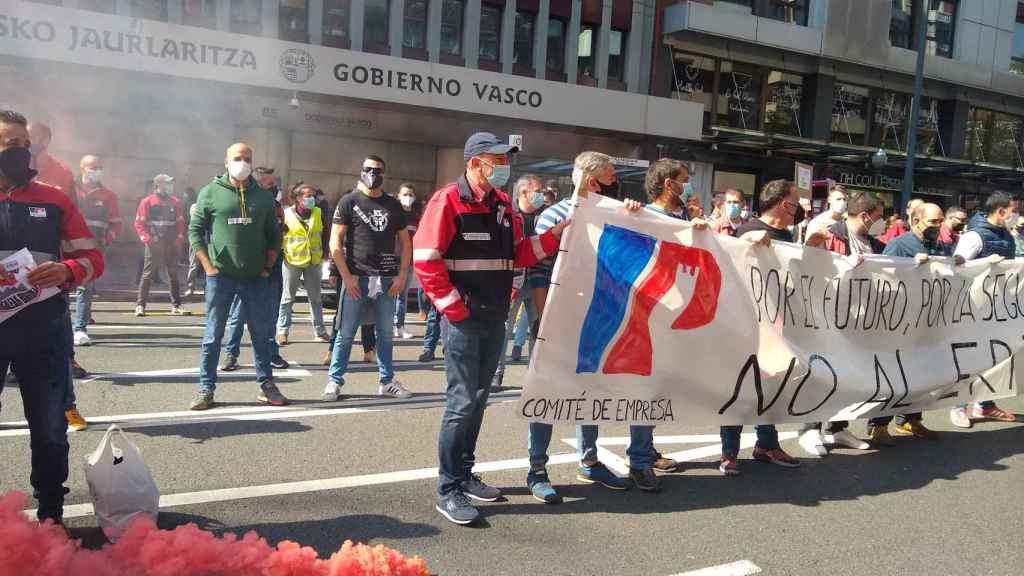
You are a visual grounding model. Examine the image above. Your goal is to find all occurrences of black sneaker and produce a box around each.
[418,350,435,363]
[435,491,479,525]
[461,473,502,502]
[490,371,503,390]
[70,359,88,379]
[220,355,240,371]
[511,345,523,362]
[270,355,290,369]
[629,468,662,493]
[257,381,289,406]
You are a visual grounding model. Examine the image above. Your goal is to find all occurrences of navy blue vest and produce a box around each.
[973,220,1016,260]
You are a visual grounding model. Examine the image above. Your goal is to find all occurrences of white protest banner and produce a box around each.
[0,248,59,324]
[519,195,1024,426]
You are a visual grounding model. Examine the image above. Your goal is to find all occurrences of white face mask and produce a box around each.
[831,199,847,215]
[868,217,886,237]
[227,160,251,182]
[84,169,103,185]
[1006,213,1021,230]
[399,195,415,208]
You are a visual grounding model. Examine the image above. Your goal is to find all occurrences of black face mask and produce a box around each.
[0,147,37,188]
[951,221,965,233]
[789,202,806,226]
[922,225,941,244]
[597,179,620,200]
[361,169,384,190]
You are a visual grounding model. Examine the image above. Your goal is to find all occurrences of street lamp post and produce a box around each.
[901,0,929,210]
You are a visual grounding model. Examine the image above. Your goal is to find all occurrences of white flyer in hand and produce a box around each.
[0,248,60,324]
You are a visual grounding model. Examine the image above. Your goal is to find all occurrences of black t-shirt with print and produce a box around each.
[735,218,794,243]
[333,190,407,277]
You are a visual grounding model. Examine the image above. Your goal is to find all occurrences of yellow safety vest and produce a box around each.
[282,206,323,268]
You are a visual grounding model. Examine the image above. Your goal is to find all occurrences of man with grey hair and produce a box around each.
[491,174,546,389]
[523,151,669,504]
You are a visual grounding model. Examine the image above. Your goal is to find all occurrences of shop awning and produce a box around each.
[702,126,1024,188]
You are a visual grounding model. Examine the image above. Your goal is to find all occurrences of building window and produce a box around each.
[965,108,1024,167]
[131,0,168,21]
[926,1,957,58]
[755,0,809,25]
[514,11,535,70]
[403,0,428,50]
[183,0,217,28]
[717,61,763,130]
[547,18,566,73]
[440,0,465,56]
[230,0,262,35]
[831,83,870,145]
[764,70,803,136]
[671,51,715,128]
[364,0,389,49]
[872,91,908,150]
[280,0,310,43]
[578,25,596,79]
[1012,2,1024,75]
[608,29,626,82]
[479,5,502,64]
[890,0,914,49]
[914,96,943,155]
[78,0,116,13]
[323,0,350,48]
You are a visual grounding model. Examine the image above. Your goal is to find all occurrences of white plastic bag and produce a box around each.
[84,424,159,540]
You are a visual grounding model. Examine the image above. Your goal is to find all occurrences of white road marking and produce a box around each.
[25,452,582,520]
[669,560,762,576]
[86,365,312,379]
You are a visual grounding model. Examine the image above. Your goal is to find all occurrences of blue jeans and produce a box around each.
[225,259,282,359]
[0,306,71,520]
[495,289,537,376]
[421,289,442,354]
[200,274,273,392]
[329,276,396,385]
[394,266,414,328]
[437,316,505,496]
[526,423,657,471]
[720,425,780,458]
[72,282,95,332]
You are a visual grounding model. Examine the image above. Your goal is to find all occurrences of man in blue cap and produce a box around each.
[414,132,569,525]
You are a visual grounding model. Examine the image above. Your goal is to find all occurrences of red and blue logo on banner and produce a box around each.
[576,225,723,376]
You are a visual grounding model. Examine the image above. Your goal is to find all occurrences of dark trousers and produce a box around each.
[0,307,71,521]
[437,316,505,496]
[138,241,181,307]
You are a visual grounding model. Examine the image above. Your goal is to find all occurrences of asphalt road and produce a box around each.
[1,298,1023,576]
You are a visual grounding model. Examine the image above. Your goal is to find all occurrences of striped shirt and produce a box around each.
[527,199,572,287]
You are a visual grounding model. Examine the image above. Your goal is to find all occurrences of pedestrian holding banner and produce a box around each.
[414,132,565,525]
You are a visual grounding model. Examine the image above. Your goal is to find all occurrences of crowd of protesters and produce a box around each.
[2,112,1021,527]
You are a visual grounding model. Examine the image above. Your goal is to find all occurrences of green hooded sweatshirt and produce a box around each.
[188,174,281,279]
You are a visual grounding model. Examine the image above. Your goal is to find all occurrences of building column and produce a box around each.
[390,0,405,57]
[309,0,324,45]
[350,0,365,51]
[465,0,482,68]
[262,0,278,38]
[940,99,970,159]
[427,0,443,62]
[216,0,231,32]
[801,74,836,141]
[533,0,549,79]
[168,0,183,23]
[565,0,581,84]
[638,0,656,94]
[596,0,612,88]
[625,0,645,92]
[501,0,517,73]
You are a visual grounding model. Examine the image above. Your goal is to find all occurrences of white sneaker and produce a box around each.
[170,305,185,315]
[798,428,828,457]
[134,305,145,317]
[322,381,342,402]
[828,429,870,450]
[379,379,412,399]
[950,406,972,429]
[73,330,92,346]
[400,330,414,340]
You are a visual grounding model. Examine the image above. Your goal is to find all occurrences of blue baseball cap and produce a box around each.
[463,132,518,161]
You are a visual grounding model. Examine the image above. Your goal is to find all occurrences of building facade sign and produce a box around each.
[0,1,703,139]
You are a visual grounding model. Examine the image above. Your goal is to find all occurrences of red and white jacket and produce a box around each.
[414,175,559,323]
[134,193,185,245]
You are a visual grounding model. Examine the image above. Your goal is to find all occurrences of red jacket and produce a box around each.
[134,193,185,245]
[0,179,104,287]
[33,155,76,200]
[414,175,559,323]
[77,184,122,244]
